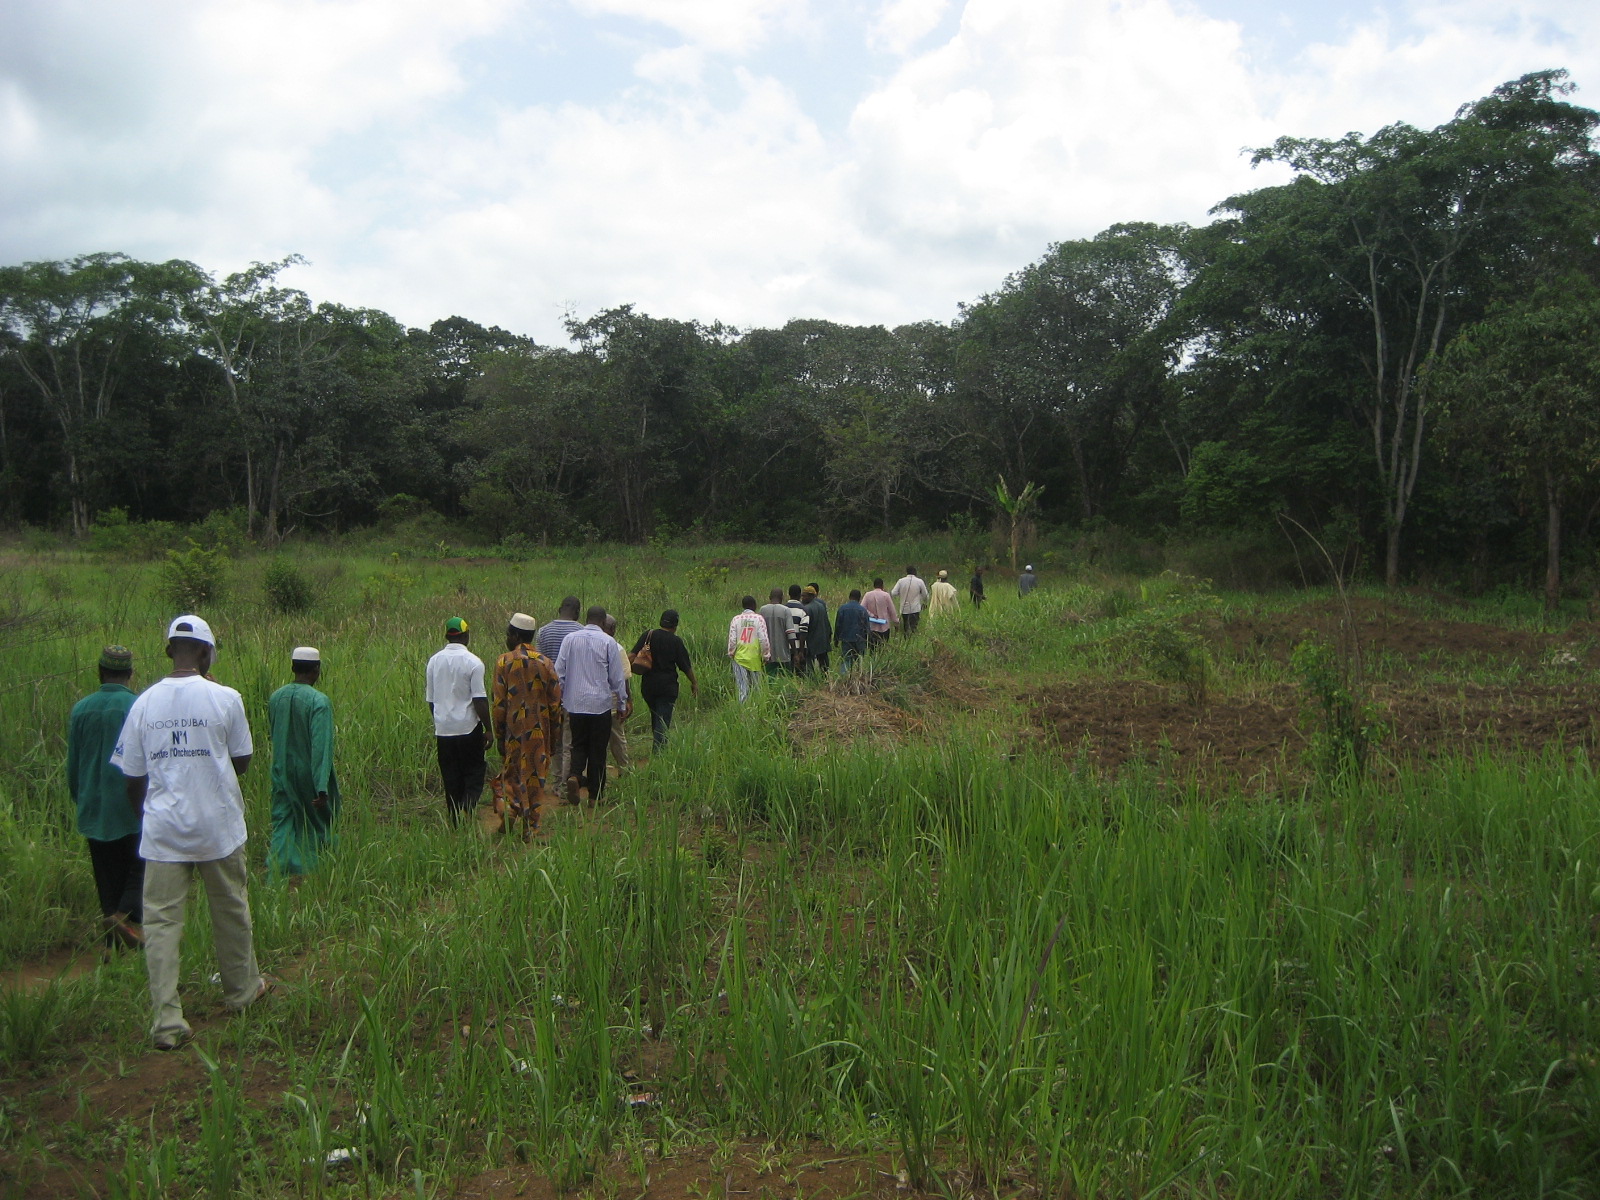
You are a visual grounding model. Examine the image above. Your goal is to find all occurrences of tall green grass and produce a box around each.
[3,547,1599,1197]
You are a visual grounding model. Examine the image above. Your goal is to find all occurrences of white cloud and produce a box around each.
[869,0,951,56]
[572,0,797,55]
[2,0,1598,343]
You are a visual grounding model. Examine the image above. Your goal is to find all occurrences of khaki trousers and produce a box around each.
[142,846,261,1044]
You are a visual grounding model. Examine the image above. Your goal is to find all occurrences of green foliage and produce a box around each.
[189,506,248,553]
[359,553,417,608]
[684,560,729,594]
[496,531,534,563]
[1132,618,1211,706]
[159,538,229,611]
[813,535,853,575]
[87,508,177,560]
[1291,638,1386,777]
[263,556,315,614]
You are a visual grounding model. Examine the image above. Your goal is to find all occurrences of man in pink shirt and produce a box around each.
[861,577,899,651]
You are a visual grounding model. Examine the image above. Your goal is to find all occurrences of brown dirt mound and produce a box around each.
[1026,677,1600,791]
[790,690,923,751]
[1201,597,1600,667]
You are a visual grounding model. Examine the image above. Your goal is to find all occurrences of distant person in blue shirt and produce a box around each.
[1018,564,1038,597]
[67,645,142,950]
[833,590,870,672]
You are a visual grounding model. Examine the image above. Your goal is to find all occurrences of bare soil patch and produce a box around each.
[1028,677,1600,791]
[1202,597,1600,667]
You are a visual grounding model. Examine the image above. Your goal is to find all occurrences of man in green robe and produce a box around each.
[268,647,340,878]
[67,644,143,949]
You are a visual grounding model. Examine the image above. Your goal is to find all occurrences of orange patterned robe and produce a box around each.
[489,644,562,835]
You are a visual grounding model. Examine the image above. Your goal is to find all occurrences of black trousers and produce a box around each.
[87,834,143,923]
[902,611,921,634]
[568,712,612,800]
[436,727,487,822]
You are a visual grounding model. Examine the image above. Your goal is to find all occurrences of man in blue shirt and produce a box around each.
[834,590,870,673]
[67,645,142,949]
[554,606,631,803]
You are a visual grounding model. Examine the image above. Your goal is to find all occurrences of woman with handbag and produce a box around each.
[631,609,699,748]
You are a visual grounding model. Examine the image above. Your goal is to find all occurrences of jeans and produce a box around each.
[645,694,676,748]
[436,727,487,823]
[568,711,612,800]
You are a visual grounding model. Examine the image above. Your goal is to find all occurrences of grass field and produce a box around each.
[3,540,1600,1199]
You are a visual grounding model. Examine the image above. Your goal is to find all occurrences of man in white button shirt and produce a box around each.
[112,615,267,1051]
[426,616,494,824]
[891,566,930,635]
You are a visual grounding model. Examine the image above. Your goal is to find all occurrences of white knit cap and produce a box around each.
[291,646,321,662]
[509,612,537,632]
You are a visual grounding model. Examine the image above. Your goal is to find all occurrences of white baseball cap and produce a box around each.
[167,615,215,646]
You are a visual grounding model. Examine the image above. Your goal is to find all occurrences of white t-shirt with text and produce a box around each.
[426,642,487,736]
[112,675,253,863]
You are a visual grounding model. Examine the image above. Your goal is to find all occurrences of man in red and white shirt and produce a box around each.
[726,596,772,702]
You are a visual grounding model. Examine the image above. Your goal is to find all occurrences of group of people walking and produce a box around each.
[726,565,1021,699]
[61,564,1039,1049]
[424,600,697,837]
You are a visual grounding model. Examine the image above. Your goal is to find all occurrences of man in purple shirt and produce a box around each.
[553,606,631,803]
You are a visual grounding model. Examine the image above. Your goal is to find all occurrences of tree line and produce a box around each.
[2,71,1597,603]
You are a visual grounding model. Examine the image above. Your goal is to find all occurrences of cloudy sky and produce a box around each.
[2,0,1595,343]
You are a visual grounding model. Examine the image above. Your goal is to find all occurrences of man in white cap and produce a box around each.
[928,569,960,618]
[1018,564,1038,597]
[267,646,340,879]
[112,615,267,1050]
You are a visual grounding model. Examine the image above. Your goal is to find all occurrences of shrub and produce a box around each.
[189,506,249,552]
[1292,639,1385,777]
[160,539,229,611]
[263,557,315,614]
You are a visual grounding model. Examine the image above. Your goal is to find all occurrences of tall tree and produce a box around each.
[1436,285,1600,609]
[1210,70,1599,586]
[0,253,205,533]
[954,223,1187,522]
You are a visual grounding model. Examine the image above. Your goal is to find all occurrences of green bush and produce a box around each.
[160,539,229,611]
[263,557,315,614]
[88,508,180,560]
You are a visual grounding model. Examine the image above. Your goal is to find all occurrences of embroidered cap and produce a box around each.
[291,646,321,663]
[508,612,536,632]
[99,645,133,672]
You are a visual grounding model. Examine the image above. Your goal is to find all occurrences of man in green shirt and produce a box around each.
[66,645,143,949]
[267,647,340,879]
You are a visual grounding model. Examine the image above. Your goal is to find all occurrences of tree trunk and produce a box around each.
[1384,524,1401,590]
[1545,471,1562,612]
[68,450,88,537]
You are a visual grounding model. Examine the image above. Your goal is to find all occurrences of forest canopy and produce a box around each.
[2,71,1597,600]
